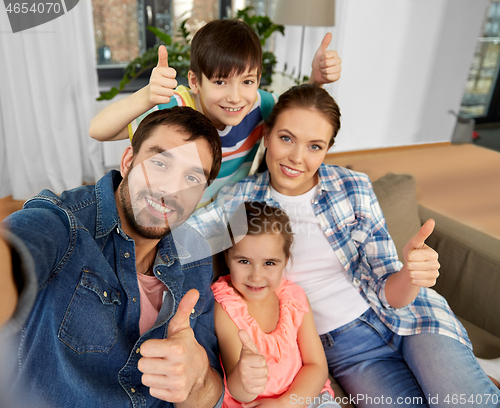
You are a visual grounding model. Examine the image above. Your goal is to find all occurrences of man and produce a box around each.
[0,107,224,408]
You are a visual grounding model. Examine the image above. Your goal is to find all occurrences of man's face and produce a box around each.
[118,125,213,240]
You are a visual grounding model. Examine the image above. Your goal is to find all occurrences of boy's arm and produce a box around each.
[214,303,268,403]
[309,33,342,86]
[89,46,177,141]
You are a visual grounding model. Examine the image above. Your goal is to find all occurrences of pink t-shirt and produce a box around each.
[137,273,167,335]
[212,276,334,407]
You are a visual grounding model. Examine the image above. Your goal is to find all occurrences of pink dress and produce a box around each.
[212,276,334,407]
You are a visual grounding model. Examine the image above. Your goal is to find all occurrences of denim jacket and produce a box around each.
[1,171,222,408]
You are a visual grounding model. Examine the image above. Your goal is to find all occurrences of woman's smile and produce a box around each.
[264,108,333,196]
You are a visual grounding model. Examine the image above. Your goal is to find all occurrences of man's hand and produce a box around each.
[237,330,268,396]
[148,45,178,106]
[310,33,342,85]
[402,219,440,288]
[138,289,208,402]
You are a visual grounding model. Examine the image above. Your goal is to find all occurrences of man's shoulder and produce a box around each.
[19,172,119,237]
[24,184,97,216]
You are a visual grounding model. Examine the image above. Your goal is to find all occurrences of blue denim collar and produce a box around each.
[94,170,122,240]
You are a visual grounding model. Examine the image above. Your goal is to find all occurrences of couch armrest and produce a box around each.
[419,205,500,339]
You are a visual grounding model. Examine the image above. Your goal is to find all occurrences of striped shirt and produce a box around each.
[128,85,277,207]
[187,164,471,347]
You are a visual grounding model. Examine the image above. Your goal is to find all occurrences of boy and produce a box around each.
[89,19,341,205]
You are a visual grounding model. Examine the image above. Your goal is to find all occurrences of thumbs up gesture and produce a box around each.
[237,330,268,396]
[311,33,342,85]
[138,289,208,402]
[402,219,441,288]
[148,45,178,106]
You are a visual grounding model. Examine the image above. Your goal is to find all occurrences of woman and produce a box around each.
[188,84,499,407]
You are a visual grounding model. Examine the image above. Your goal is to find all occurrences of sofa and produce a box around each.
[329,172,500,407]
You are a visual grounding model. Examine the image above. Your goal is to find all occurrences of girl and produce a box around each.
[212,201,339,408]
[190,84,500,407]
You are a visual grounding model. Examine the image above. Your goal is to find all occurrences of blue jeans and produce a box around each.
[320,309,500,408]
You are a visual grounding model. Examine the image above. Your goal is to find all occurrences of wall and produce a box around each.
[273,0,489,153]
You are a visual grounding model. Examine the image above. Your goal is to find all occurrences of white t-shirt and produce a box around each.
[270,184,369,334]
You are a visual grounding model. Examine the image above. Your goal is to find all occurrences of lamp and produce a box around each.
[273,0,335,79]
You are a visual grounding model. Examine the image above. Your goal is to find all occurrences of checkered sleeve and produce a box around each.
[364,184,404,309]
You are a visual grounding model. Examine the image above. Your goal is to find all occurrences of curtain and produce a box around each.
[0,1,103,200]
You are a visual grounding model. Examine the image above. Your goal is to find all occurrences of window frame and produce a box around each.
[96,0,231,93]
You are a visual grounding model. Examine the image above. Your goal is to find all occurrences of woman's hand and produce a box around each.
[386,219,441,308]
[402,219,440,288]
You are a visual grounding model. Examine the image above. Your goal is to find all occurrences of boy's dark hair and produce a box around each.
[132,106,222,184]
[190,19,262,83]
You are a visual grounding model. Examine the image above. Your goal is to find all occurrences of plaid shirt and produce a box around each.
[187,164,470,348]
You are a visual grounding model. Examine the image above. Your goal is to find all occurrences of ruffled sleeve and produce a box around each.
[212,275,245,312]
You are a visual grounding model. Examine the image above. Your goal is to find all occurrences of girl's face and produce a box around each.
[225,233,287,303]
[264,107,333,196]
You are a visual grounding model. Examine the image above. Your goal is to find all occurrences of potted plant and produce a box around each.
[97,7,285,101]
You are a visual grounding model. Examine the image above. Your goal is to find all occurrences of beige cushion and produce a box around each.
[372,173,421,261]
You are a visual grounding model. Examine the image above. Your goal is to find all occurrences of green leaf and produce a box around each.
[147,26,172,45]
[97,87,121,101]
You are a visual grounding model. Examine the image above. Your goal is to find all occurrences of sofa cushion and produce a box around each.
[419,205,500,341]
[372,173,421,261]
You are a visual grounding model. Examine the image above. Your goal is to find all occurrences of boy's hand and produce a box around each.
[138,289,208,402]
[237,330,268,396]
[402,219,440,288]
[149,45,178,106]
[311,33,342,85]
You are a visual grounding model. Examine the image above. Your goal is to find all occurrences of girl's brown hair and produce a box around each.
[237,201,294,260]
[215,202,294,279]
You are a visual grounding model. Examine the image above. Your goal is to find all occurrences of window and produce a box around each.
[92,0,220,91]
[91,0,275,92]
[460,0,500,120]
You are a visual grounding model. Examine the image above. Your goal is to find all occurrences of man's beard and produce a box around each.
[119,170,184,240]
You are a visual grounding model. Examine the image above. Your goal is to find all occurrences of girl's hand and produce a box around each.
[402,219,440,287]
[237,330,268,396]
